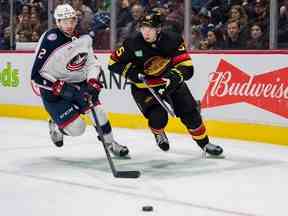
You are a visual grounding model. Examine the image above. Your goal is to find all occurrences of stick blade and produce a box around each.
[114,170,141,178]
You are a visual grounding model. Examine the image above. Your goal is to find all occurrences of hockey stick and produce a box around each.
[90,106,141,178]
[139,76,176,117]
[38,73,140,178]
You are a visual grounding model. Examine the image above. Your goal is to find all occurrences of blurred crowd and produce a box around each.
[0,0,288,50]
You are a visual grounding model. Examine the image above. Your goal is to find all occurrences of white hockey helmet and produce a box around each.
[54,4,77,20]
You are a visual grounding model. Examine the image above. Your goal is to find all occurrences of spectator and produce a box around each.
[227,5,248,31]
[143,0,162,12]
[116,0,133,28]
[164,1,184,34]
[15,15,32,41]
[0,15,4,35]
[0,26,15,50]
[72,0,94,17]
[191,0,210,12]
[30,13,42,35]
[71,0,94,26]
[91,0,111,12]
[280,0,288,19]
[222,19,247,49]
[79,14,93,34]
[246,22,268,49]
[117,3,144,45]
[31,31,40,42]
[278,0,288,46]
[250,0,269,34]
[197,7,212,38]
[198,39,209,50]
[189,26,201,50]
[207,28,223,49]
[90,11,110,33]
[20,4,30,17]
[18,30,31,42]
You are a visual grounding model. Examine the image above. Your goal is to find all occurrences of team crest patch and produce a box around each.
[47,33,57,41]
[134,50,143,57]
[66,52,88,71]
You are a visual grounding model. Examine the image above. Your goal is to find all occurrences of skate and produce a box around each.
[48,119,64,147]
[107,141,129,157]
[154,131,170,151]
[203,143,223,157]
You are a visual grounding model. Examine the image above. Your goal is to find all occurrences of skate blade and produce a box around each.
[205,154,226,159]
[113,155,131,160]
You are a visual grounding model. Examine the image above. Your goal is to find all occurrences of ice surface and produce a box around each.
[0,117,287,216]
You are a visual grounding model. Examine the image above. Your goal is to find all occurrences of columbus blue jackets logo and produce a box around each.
[66,52,88,71]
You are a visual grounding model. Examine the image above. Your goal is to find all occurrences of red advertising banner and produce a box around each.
[201,59,288,118]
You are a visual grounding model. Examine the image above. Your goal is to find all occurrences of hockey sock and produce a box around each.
[89,105,114,143]
[188,123,209,149]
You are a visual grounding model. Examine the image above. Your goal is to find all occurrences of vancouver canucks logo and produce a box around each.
[66,52,88,71]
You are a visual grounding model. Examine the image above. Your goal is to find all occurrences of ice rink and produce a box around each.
[0,117,287,216]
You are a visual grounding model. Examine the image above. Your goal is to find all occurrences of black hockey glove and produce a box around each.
[87,78,103,103]
[162,68,184,95]
[125,64,143,83]
[52,80,90,113]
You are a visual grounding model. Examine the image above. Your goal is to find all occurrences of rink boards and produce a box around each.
[0,51,287,145]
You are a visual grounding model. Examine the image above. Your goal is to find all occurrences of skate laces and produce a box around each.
[49,120,63,143]
[107,141,127,155]
[155,132,168,145]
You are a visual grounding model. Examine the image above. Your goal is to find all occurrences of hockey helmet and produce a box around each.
[54,4,77,20]
[140,9,164,28]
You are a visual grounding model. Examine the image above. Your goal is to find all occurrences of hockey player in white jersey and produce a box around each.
[31,4,129,157]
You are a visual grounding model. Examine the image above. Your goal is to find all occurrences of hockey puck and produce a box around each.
[142,205,153,211]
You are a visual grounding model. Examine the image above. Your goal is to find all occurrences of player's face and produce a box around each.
[140,26,158,43]
[58,17,77,36]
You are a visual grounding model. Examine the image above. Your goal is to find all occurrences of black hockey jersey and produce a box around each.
[108,31,193,88]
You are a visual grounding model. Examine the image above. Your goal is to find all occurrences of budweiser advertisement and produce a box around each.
[201,59,288,119]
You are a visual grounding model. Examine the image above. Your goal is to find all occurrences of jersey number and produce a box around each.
[38,48,47,59]
[116,46,124,57]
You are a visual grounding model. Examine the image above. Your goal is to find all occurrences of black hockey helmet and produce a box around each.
[140,8,164,28]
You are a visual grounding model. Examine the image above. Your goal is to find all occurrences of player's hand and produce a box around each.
[126,65,143,83]
[87,78,102,95]
[86,78,103,105]
[52,80,90,113]
[162,68,184,94]
[52,80,80,99]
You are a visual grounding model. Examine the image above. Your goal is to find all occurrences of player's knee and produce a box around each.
[147,106,168,128]
[63,117,86,136]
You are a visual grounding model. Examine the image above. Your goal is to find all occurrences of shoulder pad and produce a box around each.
[160,31,184,51]
[39,28,71,52]
[80,34,93,46]
[123,33,142,50]
[43,28,61,42]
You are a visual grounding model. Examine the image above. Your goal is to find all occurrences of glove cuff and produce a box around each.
[87,78,103,92]
[170,68,184,83]
[52,80,65,96]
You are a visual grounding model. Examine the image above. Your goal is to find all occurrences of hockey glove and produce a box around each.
[125,64,143,83]
[52,80,90,113]
[162,68,184,95]
[87,78,103,102]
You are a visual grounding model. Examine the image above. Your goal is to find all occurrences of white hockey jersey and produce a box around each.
[31,28,100,88]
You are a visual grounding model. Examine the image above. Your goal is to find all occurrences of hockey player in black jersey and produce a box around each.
[30,4,129,157]
[108,9,223,156]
